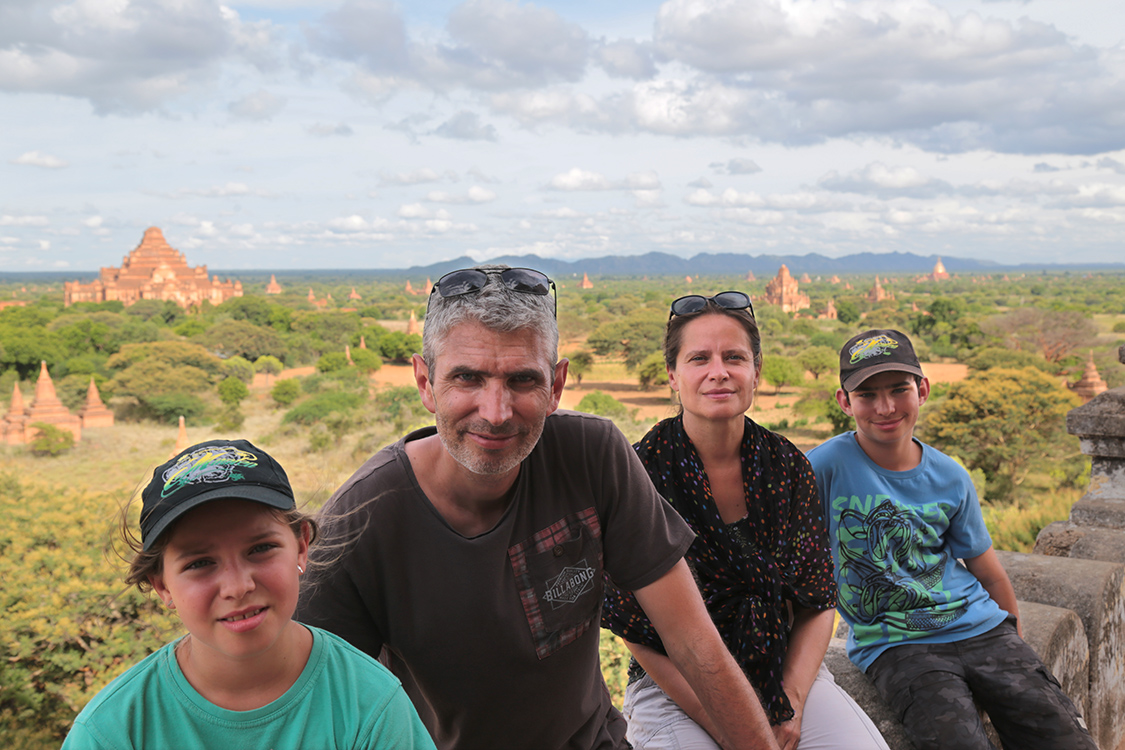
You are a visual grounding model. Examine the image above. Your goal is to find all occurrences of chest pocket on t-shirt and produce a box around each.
[509,507,604,660]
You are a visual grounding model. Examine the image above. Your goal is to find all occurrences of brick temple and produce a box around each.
[762,265,810,313]
[64,227,243,309]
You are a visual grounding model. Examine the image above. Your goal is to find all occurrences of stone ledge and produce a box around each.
[1037,521,1125,563]
[995,550,1125,750]
[827,599,1090,749]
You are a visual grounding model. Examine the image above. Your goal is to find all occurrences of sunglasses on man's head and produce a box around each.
[431,267,557,317]
[669,291,754,320]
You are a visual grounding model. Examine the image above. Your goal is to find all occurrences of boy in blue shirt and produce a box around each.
[808,329,1093,750]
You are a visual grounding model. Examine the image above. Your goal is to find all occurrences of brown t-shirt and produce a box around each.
[298,410,694,750]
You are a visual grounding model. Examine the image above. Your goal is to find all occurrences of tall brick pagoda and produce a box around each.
[64,227,243,309]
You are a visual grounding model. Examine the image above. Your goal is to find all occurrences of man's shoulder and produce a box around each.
[537,409,620,449]
[327,428,430,511]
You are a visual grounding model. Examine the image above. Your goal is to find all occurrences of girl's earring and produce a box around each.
[167,599,175,610]
[297,565,304,575]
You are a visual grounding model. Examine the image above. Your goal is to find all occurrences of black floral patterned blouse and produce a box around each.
[601,415,837,725]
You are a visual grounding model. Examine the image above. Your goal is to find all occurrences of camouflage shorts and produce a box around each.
[866,618,1096,750]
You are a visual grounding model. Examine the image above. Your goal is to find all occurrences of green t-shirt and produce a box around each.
[63,626,436,750]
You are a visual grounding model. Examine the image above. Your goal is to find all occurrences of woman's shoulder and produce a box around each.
[746,419,811,469]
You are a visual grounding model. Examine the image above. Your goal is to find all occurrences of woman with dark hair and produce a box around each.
[603,292,887,750]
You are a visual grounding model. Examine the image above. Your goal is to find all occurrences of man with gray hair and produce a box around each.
[299,266,778,750]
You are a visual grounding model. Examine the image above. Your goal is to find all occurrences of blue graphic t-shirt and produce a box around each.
[807,433,1007,671]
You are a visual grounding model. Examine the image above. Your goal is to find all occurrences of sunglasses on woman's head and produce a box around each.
[669,291,754,320]
[431,267,557,317]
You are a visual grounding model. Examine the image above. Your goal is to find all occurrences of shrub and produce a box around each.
[271,379,301,407]
[217,377,249,407]
[215,404,245,432]
[373,386,432,432]
[219,356,254,384]
[637,351,669,391]
[0,474,180,743]
[28,423,75,457]
[282,391,366,426]
[254,355,284,376]
[315,351,349,374]
[141,393,208,425]
[350,347,383,374]
[576,391,632,421]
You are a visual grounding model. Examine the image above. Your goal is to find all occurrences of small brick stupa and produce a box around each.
[2,382,28,445]
[930,257,951,282]
[18,362,83,444]
[64,227,242,309]
[172,416,189,458]
[348,287,362,300]
[1070,351,1109,404]
[407,310,420,335]
[78,377,114,429]
[579,273,594,289]
[422,278,433,295]
[266,275,282,294]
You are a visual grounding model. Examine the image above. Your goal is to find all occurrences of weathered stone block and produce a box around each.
[1036,521,1125,564]
[830,601,1088,749]
[823,640,912,750]
[995,550,1125,750]
[1018,600,1090,721]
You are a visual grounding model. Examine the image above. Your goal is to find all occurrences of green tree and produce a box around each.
[981,309,1098,363]
[194,319,287,361]
[28,423,75,456]
[760,356,803,394]
[797,346,837,380]
[835,300,860,325]
[112,359,213,398]
[588,309,665,370]
[921,367,1081,502]
[106,341,222,375]
[217,377,249,407]
[565,351,594,385]
[316,351,350,373]
[254,355,284,376]
[576,391,632,421]
[965,347,1051,373]
[271,378,302,407]
[219,356,255,384]
[637,351,670,390]
[350,347,383,373]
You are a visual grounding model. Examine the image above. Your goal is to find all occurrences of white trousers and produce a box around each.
[623,664,890,750]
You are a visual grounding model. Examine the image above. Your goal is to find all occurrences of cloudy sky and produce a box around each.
[2,0,1124,272]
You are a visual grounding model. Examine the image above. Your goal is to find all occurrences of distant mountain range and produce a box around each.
[3,250,1122,283]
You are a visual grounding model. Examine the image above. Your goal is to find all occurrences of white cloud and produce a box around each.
[380,168,446,185]
[425,186,497,204]
[819,163,953,198]
[0,214,49,226]
[547,168,662,191]
[0,0,281,114]
[309,0,590,92]
[593,39,657,80]
[11,150,69,168]
[711,158,761,175]
[433,111,498,141]
[229,90,286,121]
[306,122,354,137]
